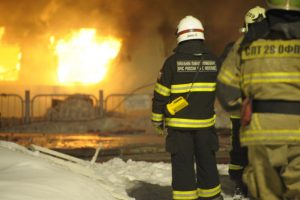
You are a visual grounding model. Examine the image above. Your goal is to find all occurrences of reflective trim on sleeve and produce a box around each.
[151,112,163,122]
[165,115,216,128]
[171,82,216,93]
[154,82,171,96]
[173,190,198,200]
[217,69,240,86]
[242,72,300,86]
[229,164,244,170]
[197,184,221,198]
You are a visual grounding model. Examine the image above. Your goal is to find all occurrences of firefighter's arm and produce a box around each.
[216,38,243,112]
[151,59,172,135]
[216,80,242,112]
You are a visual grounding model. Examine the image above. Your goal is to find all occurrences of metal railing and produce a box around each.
[104,93,152,117]
[31,93,100,122]
[0,89,153,127]
[0,93,24,127]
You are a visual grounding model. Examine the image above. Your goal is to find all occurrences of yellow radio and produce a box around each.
[166,55,203,115]
[166,96,189,115]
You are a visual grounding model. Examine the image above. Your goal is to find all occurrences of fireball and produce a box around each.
[0,27,21,81]
[54,28,121,85]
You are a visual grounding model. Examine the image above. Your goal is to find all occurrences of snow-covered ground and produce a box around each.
[0,140,232,200]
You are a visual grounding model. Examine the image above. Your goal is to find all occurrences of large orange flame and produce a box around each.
[54,28,121,85]
[0,27,21,81]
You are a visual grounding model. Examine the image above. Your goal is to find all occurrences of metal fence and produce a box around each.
[0,93,24,127]
[0,90,231,130]
[0,90,152,127]
[104,93,152,117]
[31,94,99,121]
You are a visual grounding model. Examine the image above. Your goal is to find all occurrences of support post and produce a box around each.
[24,90,30,124]
[98,90,104,117]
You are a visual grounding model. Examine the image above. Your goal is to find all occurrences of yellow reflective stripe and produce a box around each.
[171,82,216,93]
[243,72,300,85]
[165,115,216,128]
[244,72,300,78]
[173,190,198,200]
[241,136,300,143]
[242,40,300,60]
[244,129,300,134]
[154,82,170,96]
[230,115,240,119]
[241,129,300,143]
[197,184,221,198]
[252,113,262,130]
[229,164,244,170]
[151,112,163,122]
[218,69,239,85]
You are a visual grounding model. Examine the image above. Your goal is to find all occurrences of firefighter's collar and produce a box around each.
[174,40,208,55]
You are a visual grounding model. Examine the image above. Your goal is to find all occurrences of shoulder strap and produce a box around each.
[186,55,203,100]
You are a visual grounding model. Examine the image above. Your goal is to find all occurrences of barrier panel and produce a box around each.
[104,93,152,117]
[0,91,153,127]
[0,93,24,127]
[31,94,99,122]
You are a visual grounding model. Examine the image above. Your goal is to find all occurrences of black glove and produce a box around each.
[152,121,165,136]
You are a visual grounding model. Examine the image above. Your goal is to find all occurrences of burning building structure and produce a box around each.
[0,0,265,135]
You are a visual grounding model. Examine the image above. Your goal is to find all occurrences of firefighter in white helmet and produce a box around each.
[217,0,300,199]
[176,15,205,43]
[152,15,223,200]
[218,6,266,200]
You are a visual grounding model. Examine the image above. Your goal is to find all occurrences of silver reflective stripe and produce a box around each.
[173,190,198,200]
[243,72,300,85]
[151,112,163,122]
[241,129,300,143]
[171,82,216,93]
[166,115,216,128]
[218,69,239,85]
[154,82,170,96]
[197,184,221,198]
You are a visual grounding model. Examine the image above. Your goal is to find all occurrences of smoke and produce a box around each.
[0,0,266,52]
[0,0,266,93]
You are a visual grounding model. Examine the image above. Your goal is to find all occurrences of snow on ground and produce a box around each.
[0,140,231,200]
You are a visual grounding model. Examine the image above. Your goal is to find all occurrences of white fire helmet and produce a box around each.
[266,0,300,11]
[176,15,205,44]
[241,6,266,33]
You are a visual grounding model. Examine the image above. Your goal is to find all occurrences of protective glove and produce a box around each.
[152,121,165,136]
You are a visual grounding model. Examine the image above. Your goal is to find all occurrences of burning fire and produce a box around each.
[0,27,21,81]
[54,28,121,84]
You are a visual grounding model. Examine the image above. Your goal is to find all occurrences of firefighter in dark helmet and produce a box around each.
[151,16,222,200]
[217,0,300,199]
[218,6,266,200]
